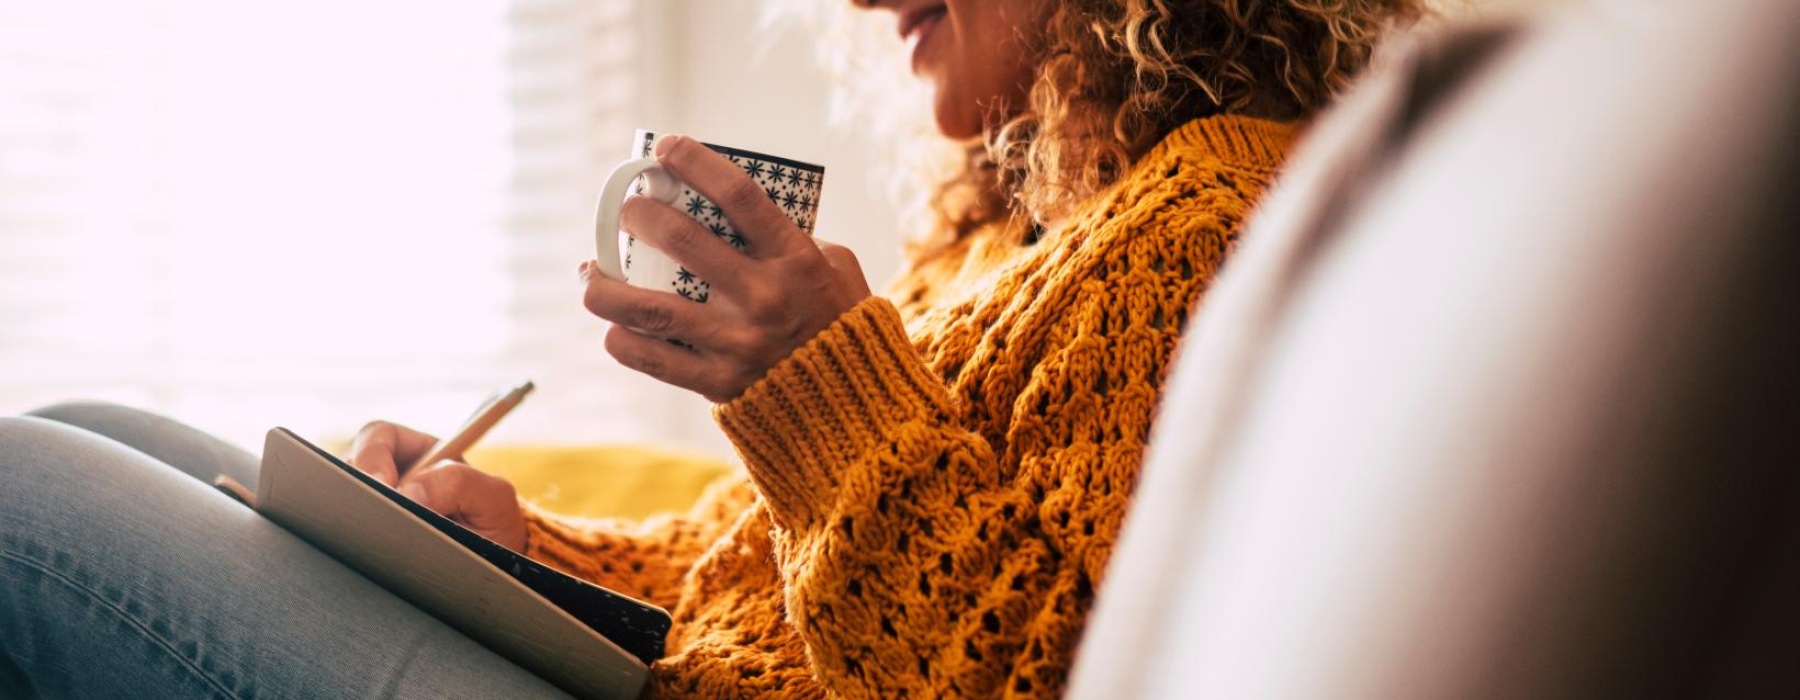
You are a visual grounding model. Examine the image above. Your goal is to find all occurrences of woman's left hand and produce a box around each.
[580,134,873,403]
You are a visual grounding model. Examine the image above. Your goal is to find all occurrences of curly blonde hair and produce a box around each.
[777,0,1430,245]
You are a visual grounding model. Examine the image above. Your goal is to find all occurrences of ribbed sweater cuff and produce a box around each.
[715,296,952,532]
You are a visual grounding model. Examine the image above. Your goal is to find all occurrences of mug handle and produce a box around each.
[592,157,681,280]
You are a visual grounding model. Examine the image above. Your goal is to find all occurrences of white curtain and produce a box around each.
[0,0,691,451]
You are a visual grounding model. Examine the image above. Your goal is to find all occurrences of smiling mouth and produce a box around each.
[899,5,947,73]
[897,5,947,45]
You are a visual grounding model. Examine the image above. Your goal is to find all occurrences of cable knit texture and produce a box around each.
[524,115,1293,698]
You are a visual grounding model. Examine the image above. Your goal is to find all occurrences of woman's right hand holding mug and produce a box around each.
[343,420,530,553]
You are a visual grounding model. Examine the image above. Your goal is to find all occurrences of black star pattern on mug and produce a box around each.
[619,134,823,310]
[673,272,710,303]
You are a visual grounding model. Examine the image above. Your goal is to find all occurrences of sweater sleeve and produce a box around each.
[523,475,757,610]
[714,218,1222,697]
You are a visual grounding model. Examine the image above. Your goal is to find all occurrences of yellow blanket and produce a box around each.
[461,444,733,520]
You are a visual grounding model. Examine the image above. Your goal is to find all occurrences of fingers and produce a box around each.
[653,135,805,258]
[581,235,874,403]
[581,264,727,342]
[604,324,751,403]
[399,461,528,552]
[345,420,439,486]
[618,195,749,297]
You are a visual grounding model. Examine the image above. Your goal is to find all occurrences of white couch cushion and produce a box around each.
[1071,1,1800,697]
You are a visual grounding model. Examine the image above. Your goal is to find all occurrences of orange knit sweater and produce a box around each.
[524,115,1293,698]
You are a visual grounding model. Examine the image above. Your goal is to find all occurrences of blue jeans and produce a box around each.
[0,403,575,700]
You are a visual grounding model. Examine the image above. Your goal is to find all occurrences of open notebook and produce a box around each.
[248,428,670,700]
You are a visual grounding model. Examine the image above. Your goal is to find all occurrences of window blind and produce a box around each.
[0,0,674,451]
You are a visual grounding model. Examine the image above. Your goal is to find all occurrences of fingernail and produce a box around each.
[577,260,593,280]
[653,134,684,158]
[402,482,427,503]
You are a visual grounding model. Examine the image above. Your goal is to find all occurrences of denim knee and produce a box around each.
[0,415,113,486]
[23,398,129,425]
[25,399,169,447]
[18,402,259,486]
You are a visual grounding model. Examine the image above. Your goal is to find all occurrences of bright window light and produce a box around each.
[0,0,658,449]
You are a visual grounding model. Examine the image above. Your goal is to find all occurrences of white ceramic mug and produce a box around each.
[592,130,826,303]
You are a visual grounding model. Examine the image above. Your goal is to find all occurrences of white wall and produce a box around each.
[629,0,903,456]
[638,1,903,285]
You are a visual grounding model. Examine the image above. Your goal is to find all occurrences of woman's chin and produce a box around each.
[932,95,985,141]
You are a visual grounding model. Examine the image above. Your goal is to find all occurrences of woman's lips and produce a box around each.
[900,6,947,74]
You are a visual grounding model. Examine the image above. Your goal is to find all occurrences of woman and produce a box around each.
[0,0,1423,697]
